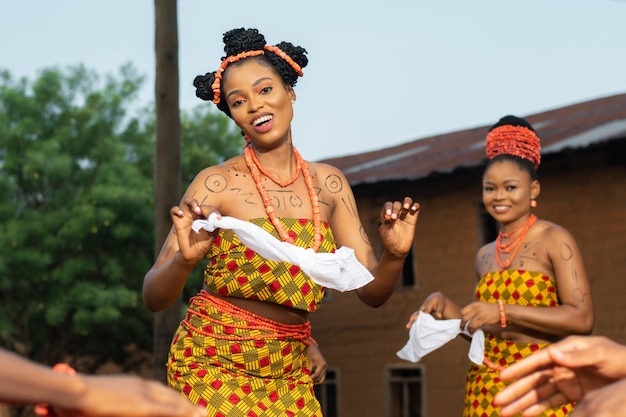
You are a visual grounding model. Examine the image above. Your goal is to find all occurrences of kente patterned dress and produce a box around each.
[168,218,335,417]
[465,270,575,417]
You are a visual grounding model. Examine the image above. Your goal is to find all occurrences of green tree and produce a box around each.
[0,65,243,370]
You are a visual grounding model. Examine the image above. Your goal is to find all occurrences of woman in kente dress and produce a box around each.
[142,28,420,417]
[409,115,593,417]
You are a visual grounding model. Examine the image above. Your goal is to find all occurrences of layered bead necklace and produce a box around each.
[243,145,322,252]
[495,214,537,269]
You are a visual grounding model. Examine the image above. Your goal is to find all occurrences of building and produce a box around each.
[311,93,626,417]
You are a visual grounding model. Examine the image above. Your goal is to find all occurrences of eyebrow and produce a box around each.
[226,77,274,101]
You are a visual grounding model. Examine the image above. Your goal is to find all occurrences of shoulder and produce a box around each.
[534,218,576,242]
[189,155,246,183]
[307,161,352,192]
[184,155,248,197]
[307,161,345,177]
[533,218,582,257]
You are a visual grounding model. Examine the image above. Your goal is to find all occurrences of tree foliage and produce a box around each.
[0,65,243,369]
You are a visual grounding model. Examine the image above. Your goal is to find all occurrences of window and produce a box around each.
[400,247,416,288]
[386,366,425,417]
[314,368,339,417]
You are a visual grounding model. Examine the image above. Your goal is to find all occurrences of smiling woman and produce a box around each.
[405,115,594,417]
[142,27,421,416]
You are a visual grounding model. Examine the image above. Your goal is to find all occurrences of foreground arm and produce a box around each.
[492,335,626,416]
[0,348,205,417]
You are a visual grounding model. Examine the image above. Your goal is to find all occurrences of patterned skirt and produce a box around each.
[465,334,574,417]
[167,291,321,417]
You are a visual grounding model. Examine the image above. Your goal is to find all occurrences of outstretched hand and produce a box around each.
[170,197,220,265]
[378,197,420,257]
[493,335,626,417]
[50,374,206,417]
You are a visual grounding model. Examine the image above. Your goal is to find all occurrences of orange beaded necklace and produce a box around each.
[243,145,322,252]
[495,214,537,269]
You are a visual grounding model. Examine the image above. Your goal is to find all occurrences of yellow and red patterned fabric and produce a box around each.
[465,270,575,417]
[204,218,337,312]
[168,291,321,417]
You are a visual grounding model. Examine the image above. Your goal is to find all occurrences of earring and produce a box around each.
[290,99,295,104]
[530,199,537,208]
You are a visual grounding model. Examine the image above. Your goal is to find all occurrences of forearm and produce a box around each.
[503,303,593,336]
[142,251,197,312]
[0,349,86,406]
[356,251,406,307]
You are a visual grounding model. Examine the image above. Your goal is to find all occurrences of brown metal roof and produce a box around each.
[321,93,626,185]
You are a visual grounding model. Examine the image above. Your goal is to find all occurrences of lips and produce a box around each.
[251,114,274,133]
[493,205,510,214]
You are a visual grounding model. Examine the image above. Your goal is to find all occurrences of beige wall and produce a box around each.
[310,141,626,417]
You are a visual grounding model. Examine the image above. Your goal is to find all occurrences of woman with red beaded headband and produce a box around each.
[143,27,421,416]
[405,115,593,417]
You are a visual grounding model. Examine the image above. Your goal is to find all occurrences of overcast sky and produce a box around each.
[2,0,625,161]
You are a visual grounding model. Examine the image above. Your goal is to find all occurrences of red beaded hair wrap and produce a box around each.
[211,45,304,104]
[485,125,541,169]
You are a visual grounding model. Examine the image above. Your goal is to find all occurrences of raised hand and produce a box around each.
[378,197,420,257]
[170,197,220,265]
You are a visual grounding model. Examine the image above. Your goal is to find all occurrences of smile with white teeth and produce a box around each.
[253,115,273,126]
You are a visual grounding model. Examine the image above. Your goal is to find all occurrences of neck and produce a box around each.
[245,144,301,188]
[499,213,535,235]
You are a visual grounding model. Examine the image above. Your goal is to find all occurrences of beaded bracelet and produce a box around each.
[34,363,77,417]
[498,299,507,328]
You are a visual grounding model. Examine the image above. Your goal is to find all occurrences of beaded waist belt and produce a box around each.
[183,290,312,344]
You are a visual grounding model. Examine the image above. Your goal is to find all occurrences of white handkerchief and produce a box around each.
[192,213,374,292]
[397,312,485,365]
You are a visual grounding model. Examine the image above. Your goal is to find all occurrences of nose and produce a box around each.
[247,96,262,113]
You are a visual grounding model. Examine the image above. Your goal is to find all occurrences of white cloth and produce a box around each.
[192,213,374,292]
[397,312,485,365]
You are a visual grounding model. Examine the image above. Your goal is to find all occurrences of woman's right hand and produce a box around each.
[171,198,220,265]
[406,292,447,329]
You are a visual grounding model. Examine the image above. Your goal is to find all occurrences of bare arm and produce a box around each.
[324,166,420,307]
[460,225,593,336]
[499,226,593,336]
[142,168,222,312]
[0,348,205,417]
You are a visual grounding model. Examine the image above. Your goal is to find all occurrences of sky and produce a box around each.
[2,0,625,161]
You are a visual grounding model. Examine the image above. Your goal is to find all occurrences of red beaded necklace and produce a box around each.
[243,145,322,252]
[495,214,537,269]
[247,142,302,187]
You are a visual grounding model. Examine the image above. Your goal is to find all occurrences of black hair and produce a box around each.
[488,115,536,133]
[193,28,308,117]
[485,115,538,180]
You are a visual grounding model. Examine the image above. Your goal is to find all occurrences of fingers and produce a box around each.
[498,347,555,381]
[494,368,554,406]
[406,311,420,329]
[171,198,220,223]
[142,380,206,417]
[382,197,420,222]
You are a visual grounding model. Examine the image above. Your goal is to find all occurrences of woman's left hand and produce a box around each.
[460,301,500,334]
[378,197,420,257]
[307,342,328,385]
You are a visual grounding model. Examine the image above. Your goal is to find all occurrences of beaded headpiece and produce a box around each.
[211,45,304,105]
[485,123,541,169]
